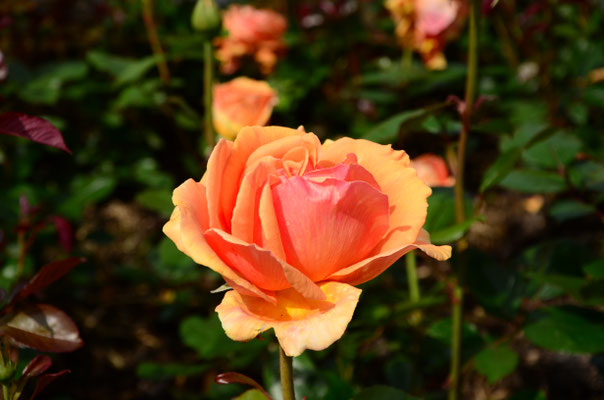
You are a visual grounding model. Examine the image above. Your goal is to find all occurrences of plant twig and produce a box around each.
[203,40,216,151]
[142,0,171,84]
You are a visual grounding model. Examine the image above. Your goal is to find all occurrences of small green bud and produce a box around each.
[191,0,221,37]
[0,361,16,383]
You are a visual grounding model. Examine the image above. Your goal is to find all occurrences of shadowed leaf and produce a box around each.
[30,370,70,400]
[22,355,53,378]
[12,258,84,304]
[0,112,71,154]
[215,372,272,399]
[2,304,83,352]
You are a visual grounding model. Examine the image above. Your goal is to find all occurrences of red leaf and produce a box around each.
[215,372,272,400]
[12,257,84,303]
[30,370,70,400]
[48,216,74,253]
[22,355,52,378]
[2,304,83,353]
[0,112,71,154]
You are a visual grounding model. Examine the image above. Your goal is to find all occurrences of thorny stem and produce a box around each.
[142,0,171,84]
[449,1,479,400]
[203,40,216,151]
[279,346,295,400]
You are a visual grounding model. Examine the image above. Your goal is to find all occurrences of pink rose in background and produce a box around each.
[410,153,455,187]
[216,5,287,75]
[385,0,467,69]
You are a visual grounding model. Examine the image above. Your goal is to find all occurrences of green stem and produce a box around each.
[449,1,479,400]
[279,346,295,400]
[203,40,216,152]
[405,250,422,325]
[448,284,463,400]
[2,384,8,400]
[405,251,420,303]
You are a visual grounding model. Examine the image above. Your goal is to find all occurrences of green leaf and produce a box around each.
[474,345,519,383]
[113,80,166,110]
[429,216,482,245]
[352,386,419,400]
[549,200,596,222]
[136,362,207,380]
[523,131,582,168]
[115,57,158,86]
[583,259,604,279]
[362,103,450,144]
[499,169,566,193]
[234,389,270,400]
[524,308,604,353]
[480,148,522,192]
[59,175,117,218]
[87,51,157,86]
[18,61,88,105]
[135,188,173,217]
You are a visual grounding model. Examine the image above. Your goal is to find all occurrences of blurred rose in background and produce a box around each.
[215,5,287,74]
[411,153,455,187]
[212,77,278,139]
[385,0,467,69]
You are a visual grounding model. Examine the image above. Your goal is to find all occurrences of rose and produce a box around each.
[213,77,277,140]
[411,153,455,187]
[164,126,451,356]
[385,0,466,70]
[215,5,287,74]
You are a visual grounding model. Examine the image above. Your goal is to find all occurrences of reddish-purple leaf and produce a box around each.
[2,304,83,353]
[215,372,272,399]
[0,112,71,154]
[22,355,52,378]
[48,216,74,253]
[12,257,84,303]
[30,370,70,400]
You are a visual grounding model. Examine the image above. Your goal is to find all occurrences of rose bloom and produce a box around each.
[385,0,466,70]
[215,5,287,75]
[411,153,455,187]
[213,77,278,140]
[164,126,451,356]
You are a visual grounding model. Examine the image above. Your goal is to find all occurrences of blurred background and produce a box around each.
[1,0,604,399]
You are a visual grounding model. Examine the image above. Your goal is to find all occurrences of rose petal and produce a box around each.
[216,281,361,356]
[258,181,287,260]
[328,229,451,285]
[206,139,233,230]
[320,138,431,252]
[221,126,306,230]
[272,176,390,281]
[205,229,325,300]
[305,159,381,190]
[164,179,276,303]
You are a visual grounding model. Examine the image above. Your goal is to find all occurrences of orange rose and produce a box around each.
[411,154,455,187]
[215,5,287,74]
[385,0,466,69]
[164,126,451,356]
[213,77,277,140]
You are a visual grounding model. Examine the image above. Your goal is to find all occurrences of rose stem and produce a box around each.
[449,1,479,400]
[279,345,295,400]
[203,40,216,151]
[405,251,422,324]
[141,0,171,85]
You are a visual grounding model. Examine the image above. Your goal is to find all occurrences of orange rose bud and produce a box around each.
[212,77,277,140]
[411,153,455,187]
[215,5,287,74]
[164,126,451,356]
